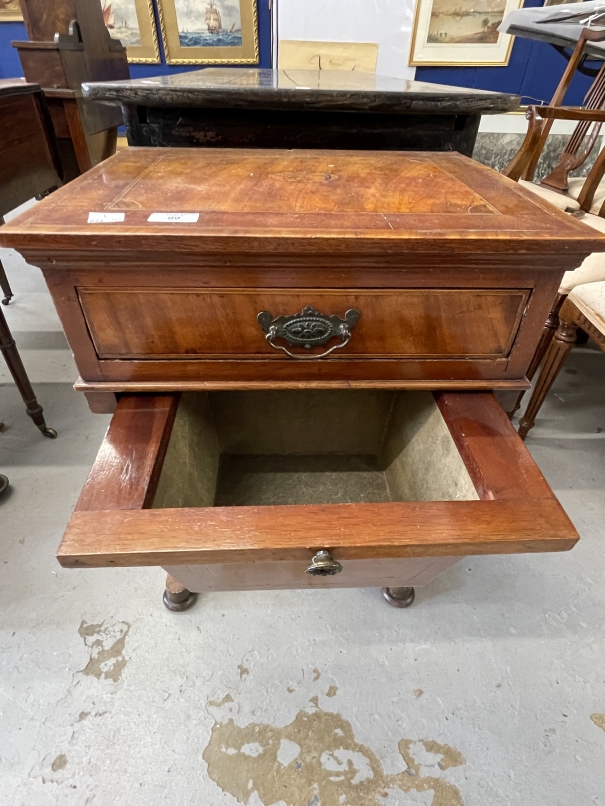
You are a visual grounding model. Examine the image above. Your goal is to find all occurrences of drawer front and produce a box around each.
[78,288,528,360]
[58,391,578,593]
[162,557,463,593]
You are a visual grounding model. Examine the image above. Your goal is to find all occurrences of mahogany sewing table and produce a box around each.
[1,147,603,612]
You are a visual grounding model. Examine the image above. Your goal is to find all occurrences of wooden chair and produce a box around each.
[504,139,605,419]
[13,0,129,182]
[502,29,605,415]
[518,280,605,438]
[503,27,605,210]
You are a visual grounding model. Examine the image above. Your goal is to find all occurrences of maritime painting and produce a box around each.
[410,0,522,65]
[101,0,143,47]
[158,0,258,64]
[100,0,160,62]
[175,0,243,48]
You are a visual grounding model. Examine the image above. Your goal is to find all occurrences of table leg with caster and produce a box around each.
[163,574,197,612]
[0,306,56,438]
[382,587,416,608]
[0,259,13,306]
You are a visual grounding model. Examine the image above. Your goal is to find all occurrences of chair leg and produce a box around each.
[518,313,579,440]
[0,306,57,438]
[508,296,564,420]
[0,259,13,306]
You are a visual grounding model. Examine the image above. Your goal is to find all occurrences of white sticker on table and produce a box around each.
[147,213,200,223]
[88,212,125,223]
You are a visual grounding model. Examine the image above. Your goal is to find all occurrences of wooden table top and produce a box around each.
[2,147,604,257]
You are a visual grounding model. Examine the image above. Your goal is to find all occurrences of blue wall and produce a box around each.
[0,0,597,104]
[0,21,26,78]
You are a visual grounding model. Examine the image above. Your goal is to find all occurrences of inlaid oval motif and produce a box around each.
[283,316,333,345]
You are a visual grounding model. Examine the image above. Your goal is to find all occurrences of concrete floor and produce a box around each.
[1,226,605,806]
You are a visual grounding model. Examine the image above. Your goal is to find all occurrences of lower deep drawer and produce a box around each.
[58,389,578,595]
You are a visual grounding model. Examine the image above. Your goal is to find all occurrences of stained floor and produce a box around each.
[1,224,605,806]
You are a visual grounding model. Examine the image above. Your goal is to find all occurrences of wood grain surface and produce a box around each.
[1,149,603,255]
[435,392,555,501]
[0,89,61,217]
[75,395,178,512]
[58,499,577,568]
[78,287,528,360]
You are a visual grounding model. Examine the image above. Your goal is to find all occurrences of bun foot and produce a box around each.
[163,574,197,612]
[382,586,415,608]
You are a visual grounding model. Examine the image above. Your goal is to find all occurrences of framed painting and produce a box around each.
[100,0,160,63]
[410,0,524,67]
[158,0,259,65]
[0,0,22,22]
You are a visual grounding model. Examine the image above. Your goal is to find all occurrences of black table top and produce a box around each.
[500,1,605,58]
[83,68,520,115]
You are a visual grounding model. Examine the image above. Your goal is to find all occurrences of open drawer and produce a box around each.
[58,390,578,606]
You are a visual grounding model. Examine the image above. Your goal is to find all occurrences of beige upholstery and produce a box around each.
[568,280,605,334]
[516,182,605,293]
[567,176,605,215]
[519,180,580,211]
[560,213,605,293]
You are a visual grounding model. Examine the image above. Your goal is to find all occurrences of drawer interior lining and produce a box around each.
[152,390,479,509]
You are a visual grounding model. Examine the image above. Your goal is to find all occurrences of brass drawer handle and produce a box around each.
[257,305,360,359]
[306,550,343,576]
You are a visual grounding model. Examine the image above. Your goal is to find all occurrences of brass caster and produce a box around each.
[40,427,58,439]
[163,587,197,613]
[1,296,10,306]
[382,587,415,608]
[0,474,8,496]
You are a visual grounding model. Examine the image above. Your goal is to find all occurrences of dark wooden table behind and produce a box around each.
[83,68,520,157]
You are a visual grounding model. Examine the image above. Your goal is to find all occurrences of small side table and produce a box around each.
[0,79,62,305]
[0,79,59,438]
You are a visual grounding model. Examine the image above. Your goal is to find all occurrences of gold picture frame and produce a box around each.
[409,0,524,67]
[101,0,160,63]
[158,0,259,65]
[0,1,22,22]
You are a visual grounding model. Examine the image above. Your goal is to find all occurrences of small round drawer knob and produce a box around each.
[306,550,343,576]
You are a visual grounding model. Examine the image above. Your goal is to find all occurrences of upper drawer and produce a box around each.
[78,287,528,360]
